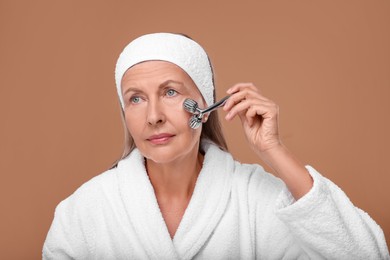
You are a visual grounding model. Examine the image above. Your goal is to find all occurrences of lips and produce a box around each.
[147,133,175,145]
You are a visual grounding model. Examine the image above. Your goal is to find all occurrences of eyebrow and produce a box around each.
[122,80,186,97]
[160,79,185,89]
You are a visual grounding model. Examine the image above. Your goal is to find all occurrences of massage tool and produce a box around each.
[183,95,231,129]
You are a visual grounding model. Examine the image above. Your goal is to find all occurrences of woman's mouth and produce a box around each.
[147,133,175,145]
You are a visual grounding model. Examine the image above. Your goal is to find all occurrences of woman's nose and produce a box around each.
[146,100,166,126]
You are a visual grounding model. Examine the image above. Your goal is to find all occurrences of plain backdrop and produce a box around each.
[1,0,389,258]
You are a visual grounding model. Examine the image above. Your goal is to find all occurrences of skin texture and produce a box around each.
[121,61,313,238]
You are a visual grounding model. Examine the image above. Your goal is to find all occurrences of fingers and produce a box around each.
[227,82,259,95]
[224,83,281,153]
[223,83,277,125]
[225,99,276,125]
[224,83,269,110]
[223,88,268,112]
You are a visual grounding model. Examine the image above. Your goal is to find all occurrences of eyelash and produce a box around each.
[130,96,141,104]
[127,88,179,105]
[165,88,178,97]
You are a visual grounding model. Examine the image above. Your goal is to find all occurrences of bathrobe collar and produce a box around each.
[116,141,234,260]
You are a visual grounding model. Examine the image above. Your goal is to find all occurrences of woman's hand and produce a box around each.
[223,83,282,158]
[223,83,313,200]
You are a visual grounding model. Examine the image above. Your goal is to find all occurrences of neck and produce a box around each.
[146,148,204,201]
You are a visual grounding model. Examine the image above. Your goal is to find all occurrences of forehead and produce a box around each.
[121,60,207,106]
[122,60,195,86]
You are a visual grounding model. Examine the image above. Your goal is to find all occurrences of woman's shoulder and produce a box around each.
[56,168,119,212]
[57,149,147,211]
[204,141,284,193]
[78,168,118,194]
[234,161,283,186]
[231,160,286,201]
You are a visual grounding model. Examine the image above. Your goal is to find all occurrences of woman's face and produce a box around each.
[121,61,207,164]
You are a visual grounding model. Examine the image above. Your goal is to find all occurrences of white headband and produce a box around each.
[115,33,214,108]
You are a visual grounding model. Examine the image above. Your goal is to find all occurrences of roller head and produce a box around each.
[183,98,199,114]
[189,115,202,129]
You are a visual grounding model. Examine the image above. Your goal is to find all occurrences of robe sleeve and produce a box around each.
[42,189,96,259]
[274,166,390,259]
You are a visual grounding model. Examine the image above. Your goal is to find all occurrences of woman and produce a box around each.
[43,33,389,259]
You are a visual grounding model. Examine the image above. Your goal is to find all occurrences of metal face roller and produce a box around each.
[183,94,231,129]
[189,115,202,129]
[183,98,198,114]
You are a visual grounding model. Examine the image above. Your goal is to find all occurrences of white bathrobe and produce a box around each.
[43,141,389,259]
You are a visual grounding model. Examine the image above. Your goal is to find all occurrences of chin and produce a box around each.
[140,143,199,165]
[144,152,182,165]
[138,145,178,163]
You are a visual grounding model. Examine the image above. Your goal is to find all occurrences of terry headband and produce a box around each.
[115,33,215,108]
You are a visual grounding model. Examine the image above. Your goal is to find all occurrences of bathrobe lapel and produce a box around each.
[116,142,233,259]
[173,142,233,259]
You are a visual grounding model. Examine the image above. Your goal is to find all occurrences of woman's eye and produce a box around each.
[166,89,178,97]
[130,96,141,104]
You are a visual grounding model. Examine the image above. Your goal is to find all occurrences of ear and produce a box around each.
[202,113,209,123]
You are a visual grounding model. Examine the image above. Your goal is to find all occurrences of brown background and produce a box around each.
[1,0,389,258]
